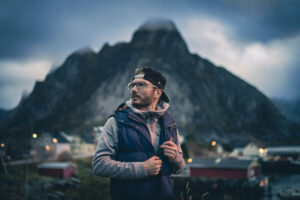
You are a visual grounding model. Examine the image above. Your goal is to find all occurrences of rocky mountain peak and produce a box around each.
[131,19,189,55]
[73,47,95,55]
[137,19,177,31]
[1,19,300,159]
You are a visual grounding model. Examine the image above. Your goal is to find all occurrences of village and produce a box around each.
[2,126,300,200]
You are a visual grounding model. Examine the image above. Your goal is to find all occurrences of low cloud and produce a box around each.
[182,17,300,99]
[0,59,52,109]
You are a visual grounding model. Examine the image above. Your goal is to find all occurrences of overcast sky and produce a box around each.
[1,0,300,109]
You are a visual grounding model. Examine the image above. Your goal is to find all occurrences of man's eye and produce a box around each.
[136,83,145,87]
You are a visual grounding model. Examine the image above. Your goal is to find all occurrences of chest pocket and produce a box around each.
[116,121,154,162]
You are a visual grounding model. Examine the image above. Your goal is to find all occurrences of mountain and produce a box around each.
[272,98,300,124]
[0,109,8,123]
[1,19,300,157]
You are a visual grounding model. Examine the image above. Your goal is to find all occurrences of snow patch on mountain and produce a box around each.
[73,47,95,55]
[138,19,177,31]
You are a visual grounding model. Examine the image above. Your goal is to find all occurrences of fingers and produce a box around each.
[160,144,177,152]
[161,140,176,146]
[145,156,162,176]
[163,152,175,158]
[163,149,177,154]
[152,167,161,175]
[150,156,160,160]
[160,143,178,160]
[154,168,161,175]
[149,163,162,175]
[163,150,177,159]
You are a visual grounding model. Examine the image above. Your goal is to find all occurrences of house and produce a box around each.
[30,131,96,160]
[230,147,244,157]
[243,142,261,157]
[189,158,261,179]
[53,133,71,158]
[38,162,76,178]
[229,142,266,158]
[266,146,300,160]
[59,132,96,156]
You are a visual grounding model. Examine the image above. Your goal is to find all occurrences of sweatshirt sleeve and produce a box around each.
[92,117,147,179]
[168,130,186,174]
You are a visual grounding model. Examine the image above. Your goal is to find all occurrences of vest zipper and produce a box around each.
[119,118,155,152]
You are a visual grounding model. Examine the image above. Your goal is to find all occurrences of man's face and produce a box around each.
[130,78,158,109]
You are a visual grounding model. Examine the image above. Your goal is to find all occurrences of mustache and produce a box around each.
[131,92,141,98]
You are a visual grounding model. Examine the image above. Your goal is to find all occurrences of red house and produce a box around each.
[38,162,76,179]
[190,158,260,179]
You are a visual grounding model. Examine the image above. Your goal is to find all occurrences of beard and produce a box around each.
[131,92,152,109]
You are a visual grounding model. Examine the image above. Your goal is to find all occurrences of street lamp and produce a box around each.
[45,145,51,151]
[32,133,38,139]
[0,142,8,174]
[211,141,217,147]
[52,138,58,143]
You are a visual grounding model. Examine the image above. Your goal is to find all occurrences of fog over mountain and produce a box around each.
[1,20,300,157]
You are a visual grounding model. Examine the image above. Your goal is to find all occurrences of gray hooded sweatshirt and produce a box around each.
[92,100,185,179]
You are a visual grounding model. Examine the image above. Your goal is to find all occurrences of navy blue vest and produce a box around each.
[110,104,178,200]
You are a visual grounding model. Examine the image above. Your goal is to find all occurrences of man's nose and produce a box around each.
[131,85,138,92]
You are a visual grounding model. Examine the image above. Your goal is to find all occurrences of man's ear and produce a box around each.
[156,89,162,98]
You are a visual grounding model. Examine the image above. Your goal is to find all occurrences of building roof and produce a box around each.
[80,133,95,144]
[55,134,70,143]
[38,162,76,169]
[58,131,95,144]
[189,158,257,169]
[267,146,300,154]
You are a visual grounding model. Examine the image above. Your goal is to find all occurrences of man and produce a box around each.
[93,67,185,200]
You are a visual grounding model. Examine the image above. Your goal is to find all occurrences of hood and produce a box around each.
[125,99,169,120]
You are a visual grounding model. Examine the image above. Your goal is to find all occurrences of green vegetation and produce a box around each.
[174,177,264,200]
[0,157,263,200]
[0,158,110,200]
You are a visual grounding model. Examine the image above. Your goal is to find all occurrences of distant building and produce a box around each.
[229,142,266,158]
[53,133,71,158]
[265,146,300,160]
[30,131,96,160]
[38,162,76,179]
[59,132,95,156]
[230,147,244,157]
[93,126,104,143]
[190,158,261,179]
[243,143,260,157]
[216,144,224,154]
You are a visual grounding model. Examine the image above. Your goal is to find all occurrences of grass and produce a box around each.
[0,157,263,200]
[0,157,110,200]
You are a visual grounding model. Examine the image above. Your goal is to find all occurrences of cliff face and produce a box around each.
[1,19,300,156]
[272,98,300,125]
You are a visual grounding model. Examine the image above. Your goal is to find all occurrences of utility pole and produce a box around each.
[0,143,8,175]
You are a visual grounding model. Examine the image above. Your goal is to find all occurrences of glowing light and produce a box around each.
[187,158,193,163]
[32,133,38,139]
[265,177,269,185]
[0,143,5,148]
[259,180,264,187]
[52,138,58,143]
[45,145,51,151]
[264,149,268,153]
[211,141,217,146]
[259,148,265,154]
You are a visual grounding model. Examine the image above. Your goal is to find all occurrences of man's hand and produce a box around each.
[144,156,162,176]
[160,138,178,161]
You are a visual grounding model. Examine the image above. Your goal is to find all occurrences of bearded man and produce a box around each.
[93,67,185,200]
